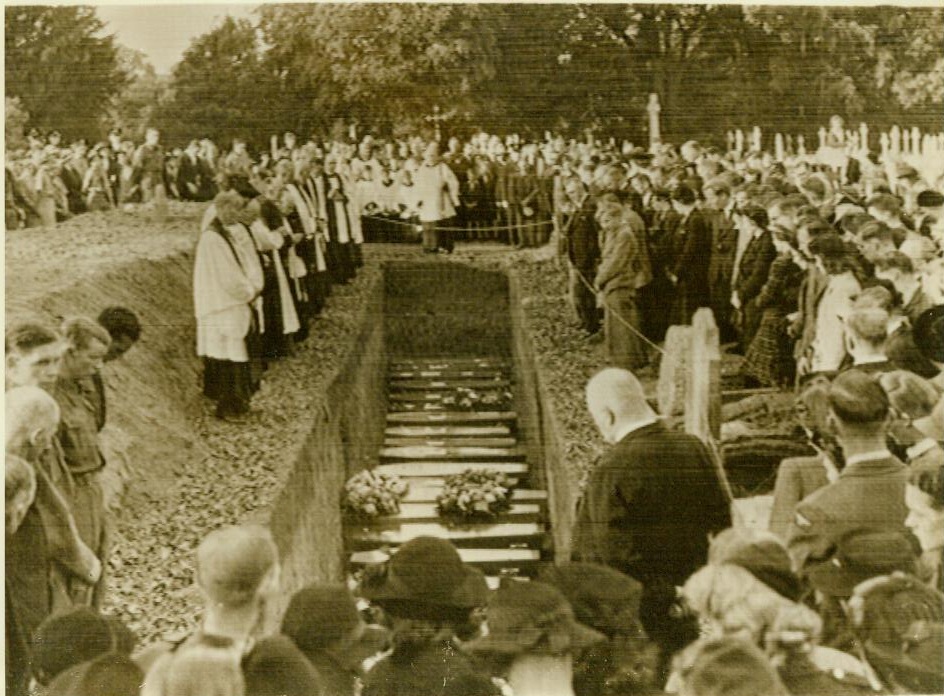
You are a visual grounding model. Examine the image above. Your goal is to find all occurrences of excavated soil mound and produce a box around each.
[6,206,385,642]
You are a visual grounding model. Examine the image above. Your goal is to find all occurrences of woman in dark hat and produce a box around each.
[742,222,805,387]
[538,563,659,696]
[282,584,390,696]
[359,537,500,696]
[464,580,604,696]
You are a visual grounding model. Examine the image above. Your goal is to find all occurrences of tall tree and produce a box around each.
[5,6,127,139]
[107,47,171,142]
[258,3,497,137]
[156,16,268,146]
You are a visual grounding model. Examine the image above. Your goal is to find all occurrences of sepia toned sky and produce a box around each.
[95,3,257,74]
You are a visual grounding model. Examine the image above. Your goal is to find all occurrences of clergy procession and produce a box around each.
[6,2,944,696]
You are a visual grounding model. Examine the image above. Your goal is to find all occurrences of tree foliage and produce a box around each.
[5,97,30,151]
[255,3,496,136]
[107,46,171,142]
[5,5,127,139]
[155,16,268,146]
[6,4,941,147]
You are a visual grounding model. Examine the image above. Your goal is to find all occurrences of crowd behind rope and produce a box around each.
[5,121,944,696]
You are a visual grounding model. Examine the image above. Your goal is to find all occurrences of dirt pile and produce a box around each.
[5,207,385,643]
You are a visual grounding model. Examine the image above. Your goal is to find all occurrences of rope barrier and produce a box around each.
[360,213,554,234]
[571,262,672,360]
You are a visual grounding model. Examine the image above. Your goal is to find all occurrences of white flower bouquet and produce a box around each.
[436,468,513,521]
[440,386,514,412]
[342,469,409,519]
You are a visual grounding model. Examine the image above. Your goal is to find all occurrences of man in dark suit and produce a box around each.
[704,179,738,343]
[787,370,909,572]
[567,187,602,336]
[177,140,214,202]
[732,205,777,351]
[573,368,731,678]
[667,185,713,327]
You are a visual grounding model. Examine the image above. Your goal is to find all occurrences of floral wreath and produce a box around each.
[342,469,409,519]
[437,468,513,521]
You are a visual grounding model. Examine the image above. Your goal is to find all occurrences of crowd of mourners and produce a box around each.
[6,116,944,696]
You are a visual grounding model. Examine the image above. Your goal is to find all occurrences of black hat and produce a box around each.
[537,562,644,637]
[44,653,142,696]
[281,583,389,660]
[243,636,324,696]
[917,190,944,208]
[807,528,920,597]
[32,608,118,684]
[913,305,944,364]
[679,638,790,696]
[726,541,803,602]
[359,536,487,618]
[464,581,604,656]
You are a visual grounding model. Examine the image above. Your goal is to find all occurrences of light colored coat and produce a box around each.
[412,161,459,222]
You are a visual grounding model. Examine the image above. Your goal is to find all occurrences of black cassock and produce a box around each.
[319,173,356,284]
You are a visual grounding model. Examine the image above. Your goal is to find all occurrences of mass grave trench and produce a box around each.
[343,262,555,583]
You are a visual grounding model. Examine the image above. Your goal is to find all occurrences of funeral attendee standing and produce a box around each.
[6,388,100,652]
[323,155,356,283]
[6,453,37,696]
[667,185,712,326]
[134,128,167,220]
[787,369,909,572]
[595,202,652,371]
[413,142,460,254]
[193,191,264,419]
[704,179,739,343]
[249,192,302,360]
[731,205,776,351]
[804,234,862,377]
[567,180,602,336]
[573,368,731,680]
[360,536,500,696]
[53,318,112,607]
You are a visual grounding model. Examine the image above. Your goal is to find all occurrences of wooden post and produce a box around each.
[685,308,721,442]
[786,134,794,156]
[735,129,745,155]
[647,94,662,152]
[880,132,890,158]
[797,135,806,156]
[890,126,901,155]
[751,126,762,152]
[859,123,869,152]
[775,133,784,161]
